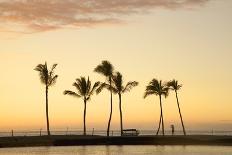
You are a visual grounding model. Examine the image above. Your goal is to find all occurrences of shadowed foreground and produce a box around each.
[0,135,232,148]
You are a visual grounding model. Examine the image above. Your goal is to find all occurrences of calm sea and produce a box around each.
[0,145,232,155]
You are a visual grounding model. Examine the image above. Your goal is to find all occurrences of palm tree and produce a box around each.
[144,79,169,136]
[34,62,58,136]
[99,72,138,136]
[64,77,100,136]
[167,79,186,135]
[94,60,114,137]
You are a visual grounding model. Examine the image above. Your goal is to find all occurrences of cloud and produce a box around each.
[0,0,209,33]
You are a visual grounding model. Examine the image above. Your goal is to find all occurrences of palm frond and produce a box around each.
[177,83,182,90]
[50,64,57,72]
[48,75,58,86]
[96,82,110,94]
[34,64,44,72]
[63,90,81,98]
[144,91,155,98]
[122,81,138,93]
[150,79,159,87]
[72,82,82,96]
[38,73,46,84]
[94,60,114,77]
[145,85,158,92]
[167,79,182,91]
[89,81,100,96]
[162,87,170,98]
[112,72,123,92]
[86,76,92,95]
[109,85,118,94]
[75,77,87,96]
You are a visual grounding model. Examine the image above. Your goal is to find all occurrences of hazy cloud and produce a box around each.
[0,0,209,33]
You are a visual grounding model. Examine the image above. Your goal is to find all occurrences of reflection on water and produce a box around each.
[0,145,232,155]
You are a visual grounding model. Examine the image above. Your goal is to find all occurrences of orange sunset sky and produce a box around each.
[0,0,232,131]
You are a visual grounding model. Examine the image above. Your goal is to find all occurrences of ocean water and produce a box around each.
[0,145,232,155]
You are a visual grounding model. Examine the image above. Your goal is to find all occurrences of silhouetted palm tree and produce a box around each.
[99,72,138,136]
[167,79,186,136]
[94,60,114,137]
[34,62,58,136]
[144,79,169,136]
[64,77,100,136]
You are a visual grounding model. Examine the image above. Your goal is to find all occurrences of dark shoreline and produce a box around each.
[0,135,232,148]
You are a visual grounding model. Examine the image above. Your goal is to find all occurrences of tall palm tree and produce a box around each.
[34,62,58,136]
[144,79,169,136]
[94,60,114,137]
[167,79,186,135]
[99,72,138,136]
[64,77,100,136]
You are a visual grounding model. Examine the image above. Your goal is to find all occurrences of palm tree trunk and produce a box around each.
[107,78,112,137]
[84,99,87,136]
[119,93,123,136]
[175,90,186,136]
[159,95,165,136]
[156,113,162,135]
[45,85,50,136]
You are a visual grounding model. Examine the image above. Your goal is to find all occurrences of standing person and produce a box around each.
[171,125,175,136]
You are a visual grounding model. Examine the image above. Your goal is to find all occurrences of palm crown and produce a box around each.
[34,62,58,87]
[144,79,169,98]
[111,72,138,94]
[167,79,182,91]
[96,72,138,94]
[94,60,114,81]
[64,77,100,100]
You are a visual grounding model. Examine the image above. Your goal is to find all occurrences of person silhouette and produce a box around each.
[170,125,175,136]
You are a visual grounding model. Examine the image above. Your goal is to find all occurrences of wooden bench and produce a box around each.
[122,129,140,136]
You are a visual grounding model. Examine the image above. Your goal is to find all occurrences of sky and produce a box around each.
[0,0,232,132]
